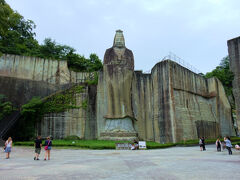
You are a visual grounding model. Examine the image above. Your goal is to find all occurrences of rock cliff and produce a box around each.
[0,32,235,142]
[97,31,235,142]
[0,54,93,106]
[131,61,234,143]
[37,85,97,139]
[228,36,240,133]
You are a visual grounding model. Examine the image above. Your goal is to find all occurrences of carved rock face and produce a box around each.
[103,30,134,71]
[98,30,137,140]
[113,30,125,48]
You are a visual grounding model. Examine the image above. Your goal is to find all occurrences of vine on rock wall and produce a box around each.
[86,72,99,85]
[12,85,87,140]
[0,94,16,121]
[41,85,84,113]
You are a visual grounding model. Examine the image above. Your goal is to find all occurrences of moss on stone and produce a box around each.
[81,99,88,110]
[42,85,85,113]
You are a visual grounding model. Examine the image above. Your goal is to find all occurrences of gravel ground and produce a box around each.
[0,144,239,180]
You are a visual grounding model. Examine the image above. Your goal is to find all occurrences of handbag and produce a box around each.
[44,140,51,150]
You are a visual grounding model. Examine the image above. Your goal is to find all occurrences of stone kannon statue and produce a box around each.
[101,30,137,140]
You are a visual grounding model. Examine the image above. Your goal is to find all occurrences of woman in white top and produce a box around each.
[5,137,12,159]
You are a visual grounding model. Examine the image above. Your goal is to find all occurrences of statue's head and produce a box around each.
[104,29,134,70]
[113,30,125,48]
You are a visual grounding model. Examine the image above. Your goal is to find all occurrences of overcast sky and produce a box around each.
[6,0,240,73]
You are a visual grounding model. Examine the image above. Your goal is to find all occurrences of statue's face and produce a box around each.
[113,30,125,48]
[115,37,124,47]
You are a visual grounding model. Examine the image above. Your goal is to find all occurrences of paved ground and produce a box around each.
[0,144,240,180]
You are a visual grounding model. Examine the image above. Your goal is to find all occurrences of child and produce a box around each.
[235,144,240,150]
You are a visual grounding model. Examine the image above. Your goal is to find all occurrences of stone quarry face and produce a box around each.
[228,36,240,134]
[96,30,235,142]
[0,31,235,142]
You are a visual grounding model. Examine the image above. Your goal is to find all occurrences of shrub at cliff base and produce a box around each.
[14,137,240,150]
[14,140,175,150]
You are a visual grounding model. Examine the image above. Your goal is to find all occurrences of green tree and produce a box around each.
[0,0,39,56]
[38,38,103,72]
[87,53,103,72]
[66,51,88,71]
[205,56,234,96]
[0,0,103,72]
[0,94,15,120]
[39,38,74,60]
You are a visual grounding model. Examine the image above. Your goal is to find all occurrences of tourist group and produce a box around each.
[3,136,52,160]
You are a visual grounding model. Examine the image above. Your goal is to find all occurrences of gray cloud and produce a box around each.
[6,0,240,73]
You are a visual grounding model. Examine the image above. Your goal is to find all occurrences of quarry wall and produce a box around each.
[36,85,97,139]
[228,37,240,133]
[97,59,235,143]
[0,54,93,106]
[0,53,235,142]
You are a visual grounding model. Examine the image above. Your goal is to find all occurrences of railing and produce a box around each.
[161,52,202,74]
[142,52,202,75]
[0,111,21,139]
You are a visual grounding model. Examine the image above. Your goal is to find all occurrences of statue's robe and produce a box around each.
[103,47,134,119]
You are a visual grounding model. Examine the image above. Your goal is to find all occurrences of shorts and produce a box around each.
[47,146,52,150]
[5,147,11,153]
[35,148,41,154]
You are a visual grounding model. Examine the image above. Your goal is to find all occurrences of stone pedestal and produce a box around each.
[100,118,137,141]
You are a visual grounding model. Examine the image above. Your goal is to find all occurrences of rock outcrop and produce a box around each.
[97,30,235,142]
[0,31,235,142]
[228,36,240,133]
[131,61,234,143]
[37,85,97,139]
[0,54,93,106]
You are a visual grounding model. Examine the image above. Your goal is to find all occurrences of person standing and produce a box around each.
[34,135,42,160]
[215,138,221,152]
[202,137,206,151]
[224,137,232,155]
[5,137,12,159]
[44,136,52,160]
[199,137,203,151]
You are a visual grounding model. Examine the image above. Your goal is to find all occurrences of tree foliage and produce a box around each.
[0,0,102,72]
[0,94,15,120]
[0,0,39,56]
[205,56,234,96]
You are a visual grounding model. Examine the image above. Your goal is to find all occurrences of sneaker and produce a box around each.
[44,158,46,161]
[37,158,40,160]
[34,157,36,160]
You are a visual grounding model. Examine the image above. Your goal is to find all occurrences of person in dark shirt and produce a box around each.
[34,135,42,160]
[215,138,221,152]
[44,136,52,160]
[201,137,206,151]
